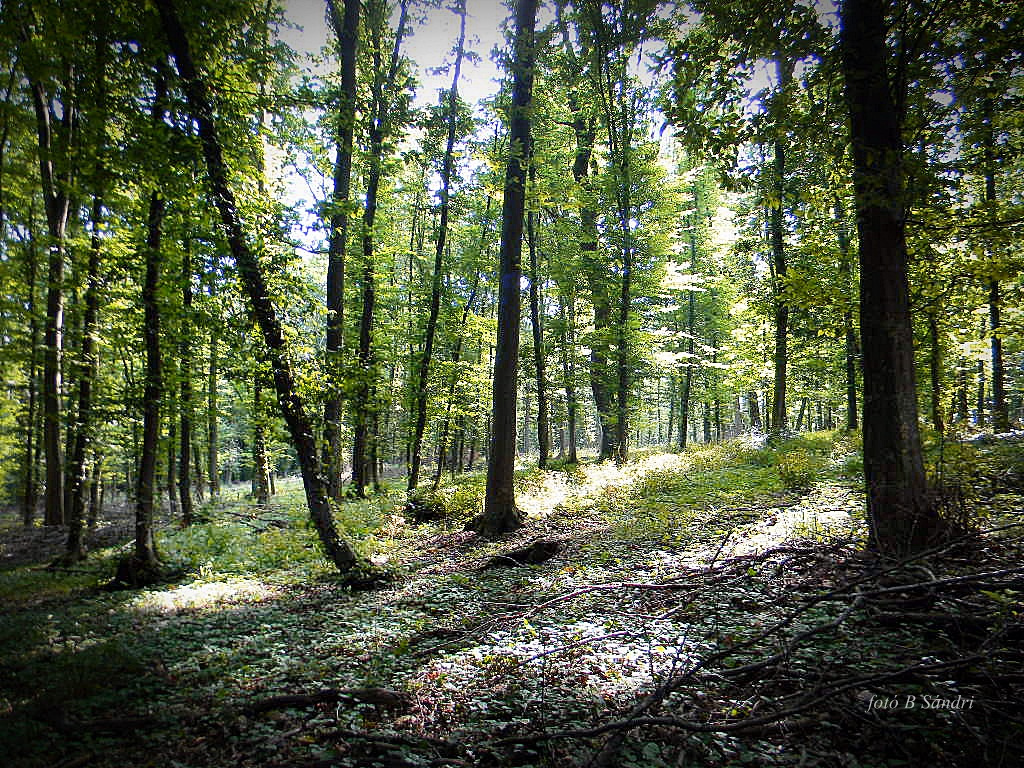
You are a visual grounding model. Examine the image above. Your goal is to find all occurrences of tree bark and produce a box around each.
[28,69,74,527]
[179,239,194,525]
[158,0,360,572]
[840,0,940,555]
[352,0,409,496]
[409,0,466,491]
[322,0,359,501]
[478,0,537,538]
[207,322,219,495]
[769,59,793,440]
[526,187,549,468]
[136,183,166,567]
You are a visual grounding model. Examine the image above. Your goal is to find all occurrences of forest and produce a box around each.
[1,0,1023,766]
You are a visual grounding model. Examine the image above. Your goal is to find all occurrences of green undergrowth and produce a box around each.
[2,432,1022,768]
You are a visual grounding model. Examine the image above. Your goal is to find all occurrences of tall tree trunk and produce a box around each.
[478,0,537,538]
[835,197,858,430]
[678,291,695,450]
[982,102,1008,432]
[158,0,360,572]
[928,310,944,433]
[526,190,549,468]
[28,72,74,527]
[179,239,194,525]
[409,1,466,491]
[207,322,219,495]
[769,58,793,441]
[353,0,409,496]
[136,184,166,569]
[253,372,270,505]
[747,390,761,430]
[22,219,41,526]
[323,0,359,501]
[840,0,940,555]
[558,294,578,463]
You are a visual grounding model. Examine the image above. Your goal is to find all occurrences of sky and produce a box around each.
[280,0,508,110]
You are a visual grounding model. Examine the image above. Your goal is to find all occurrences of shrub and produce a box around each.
[775,450,823,491]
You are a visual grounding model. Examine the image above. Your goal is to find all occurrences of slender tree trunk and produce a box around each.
[352,0,409,497]
[747,390,761,430]
[835,197,858,430]
[558,294,578,463]
[322,0,359,501]
[679,291,695,450]
[479,0,537,538]
[976,359,985,427]
[769,60,792,441]
[28,73,74,527]
[166,420,179,518]
[135,184,166,568]
[179,239,194,524]
[982,104,1008,432]
[22,219,41,526]
[928,310,944,433]
[526,192,549,468]
[253,372,270,505]
[410,1,466,491]
[840,0,940,554]
[207,323,219,496]
[158,0,360,572]
[433,271,481,491]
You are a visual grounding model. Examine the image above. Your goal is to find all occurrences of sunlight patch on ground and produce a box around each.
[517,452,690,521]
[129,578,281,614]
[730,484,865,555]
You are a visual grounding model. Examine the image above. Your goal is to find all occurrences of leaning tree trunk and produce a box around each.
[840,0,941,555]
[982,101,1008,433]
[409,0,466,491]
[478,0,538,538]
[158,0,359,572]
[769,58,793,441]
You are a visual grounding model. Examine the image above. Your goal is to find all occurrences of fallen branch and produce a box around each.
[251,687,407,714]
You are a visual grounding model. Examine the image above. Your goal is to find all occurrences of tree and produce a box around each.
[409,0,467,491]
[478,0,539,538]
[323,0,359,502]
[157,0,361,573]
[840,0,943,555]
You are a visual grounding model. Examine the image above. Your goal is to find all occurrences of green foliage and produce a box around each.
[775,449,824,491]
[404,481,483,524]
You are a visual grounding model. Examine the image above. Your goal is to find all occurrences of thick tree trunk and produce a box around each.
[158,0,360,572]
[323,0,359,501]
[840,0,940,555]
[409,1,466,491]
[478,0,537,538]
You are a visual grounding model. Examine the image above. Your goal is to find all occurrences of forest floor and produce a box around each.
[2,431,1024,768]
